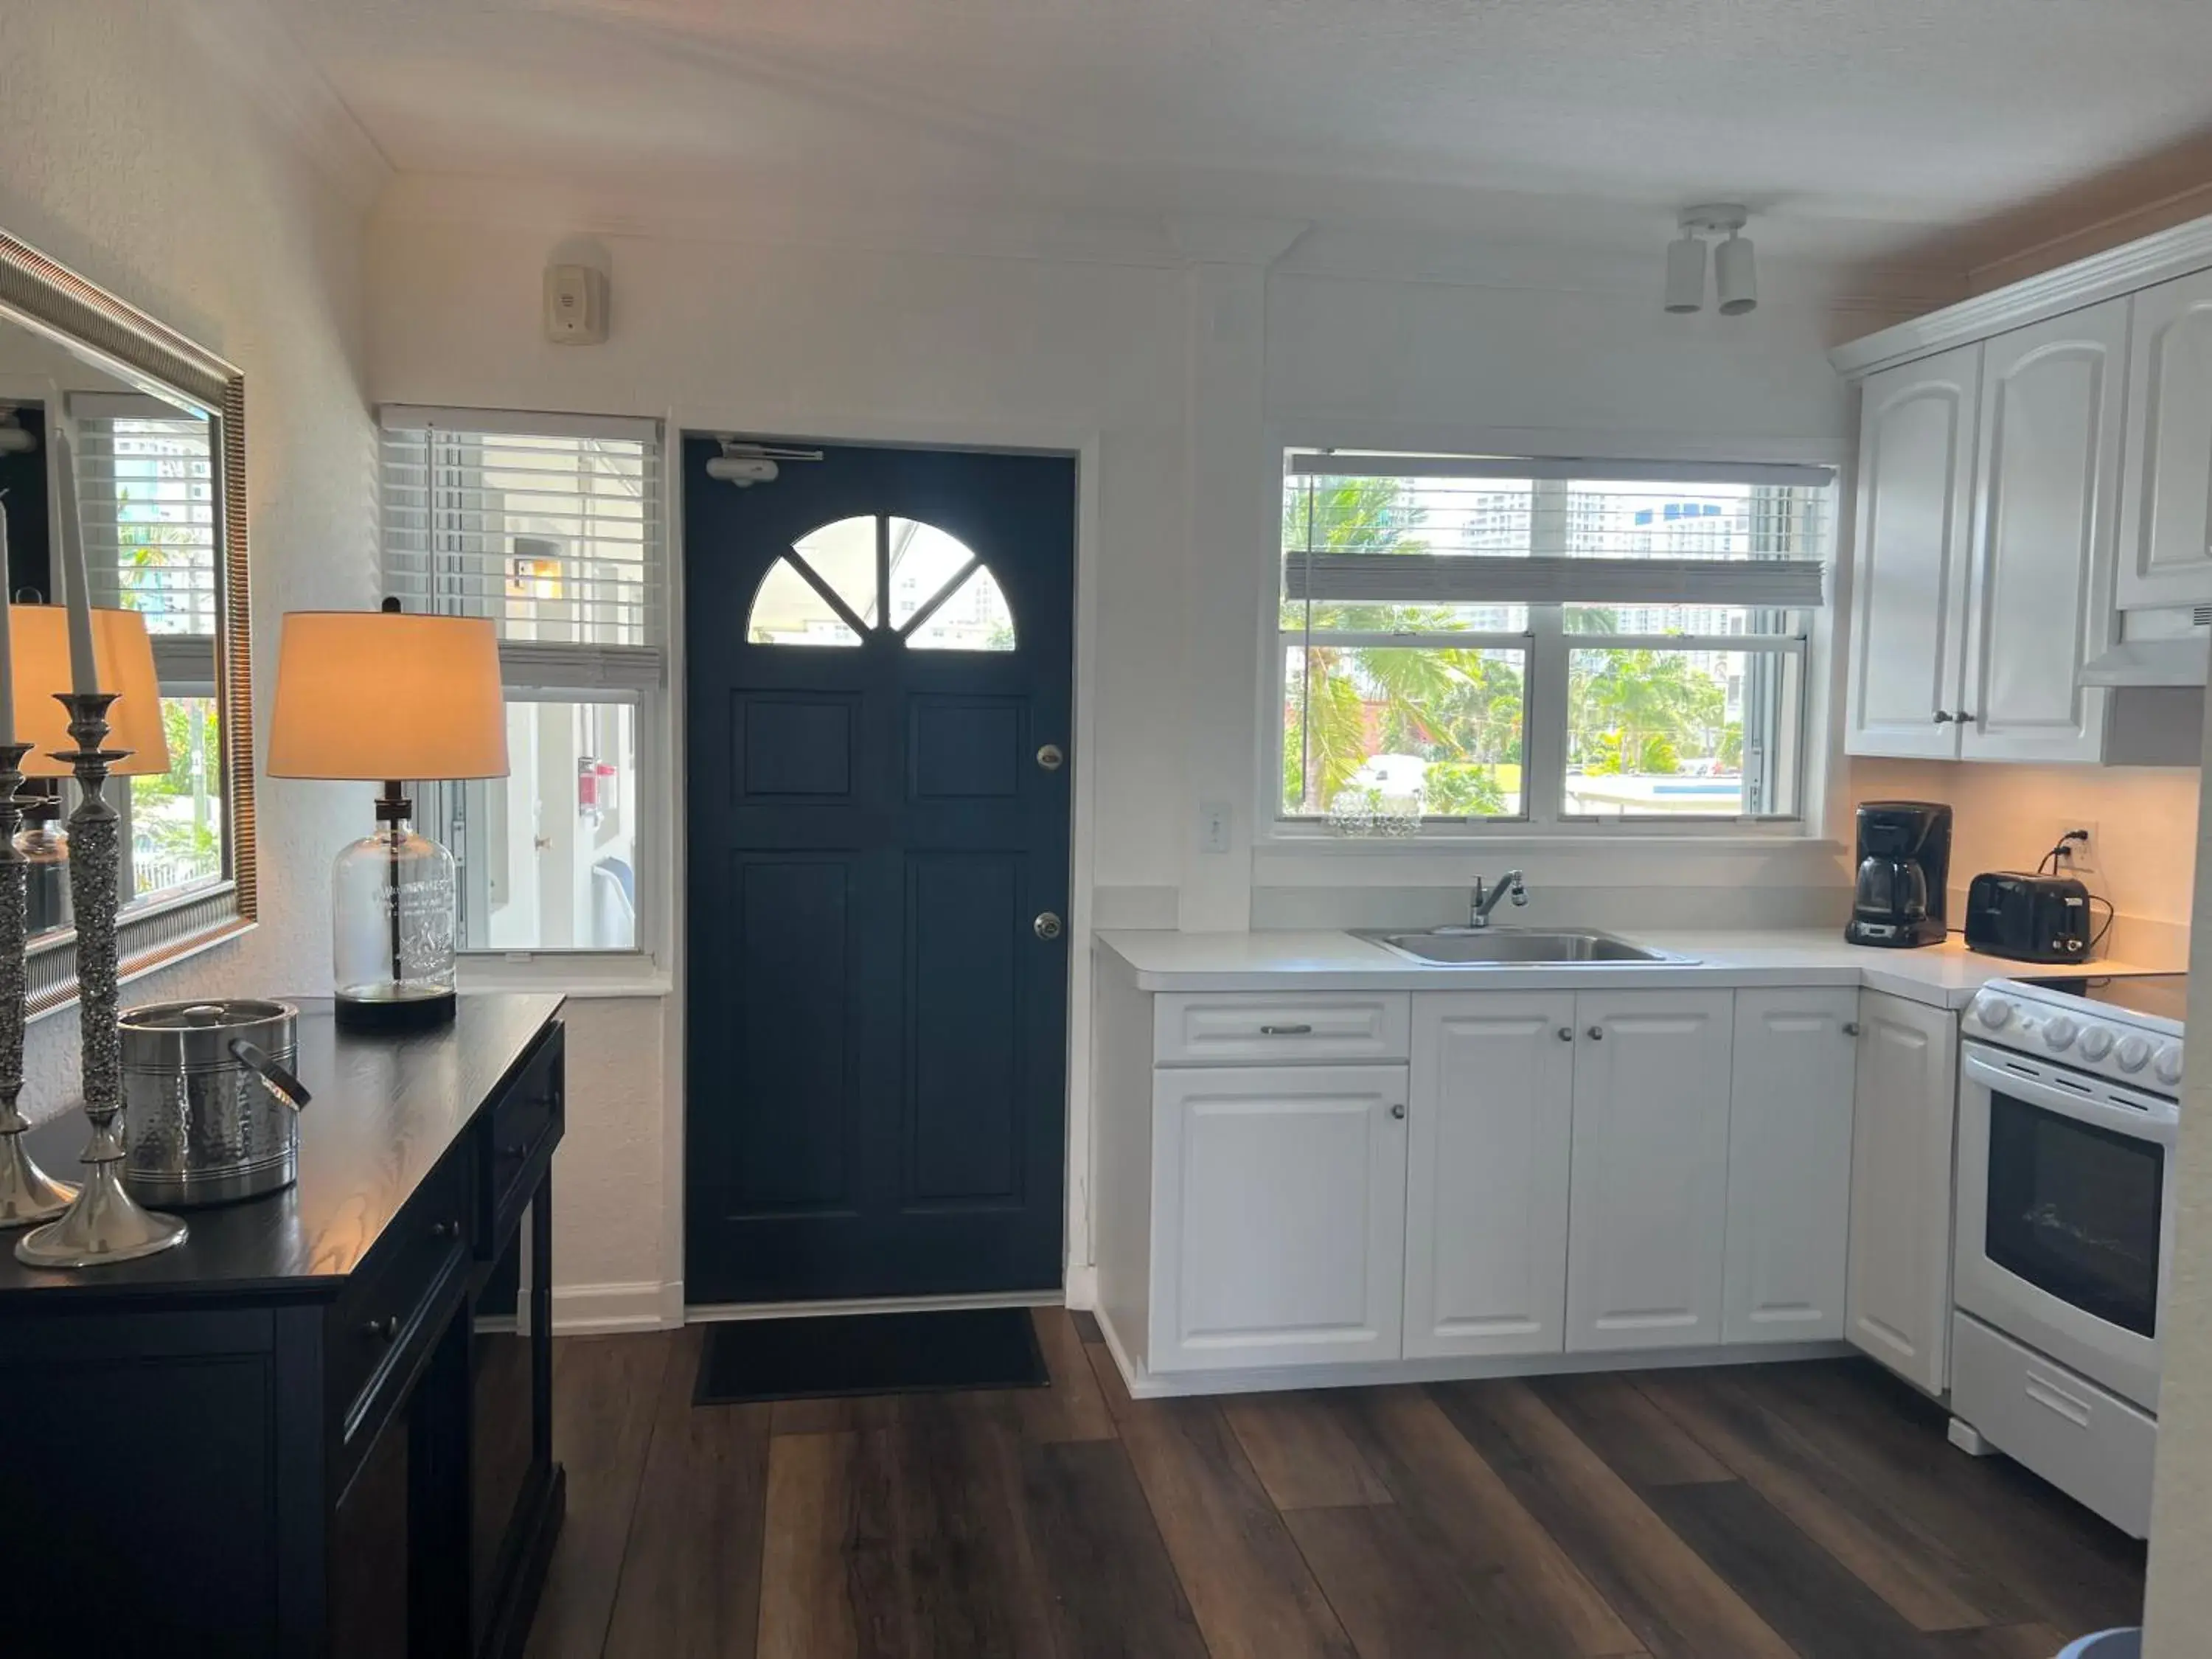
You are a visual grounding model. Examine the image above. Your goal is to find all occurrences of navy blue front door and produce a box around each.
[684,440,1075,1304]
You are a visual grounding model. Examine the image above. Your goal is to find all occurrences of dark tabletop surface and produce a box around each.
[0,992,564,1304]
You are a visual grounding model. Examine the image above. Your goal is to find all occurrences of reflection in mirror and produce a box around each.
[0,302,229,950]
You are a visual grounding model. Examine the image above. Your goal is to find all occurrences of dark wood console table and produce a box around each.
[0,993,568,1659]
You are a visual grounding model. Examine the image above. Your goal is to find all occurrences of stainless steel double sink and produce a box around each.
[1352,927,1700,967]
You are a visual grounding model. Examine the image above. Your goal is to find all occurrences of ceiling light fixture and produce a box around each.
[1666,204,1757,317]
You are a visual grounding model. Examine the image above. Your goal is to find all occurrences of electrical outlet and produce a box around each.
[2051,821,2099,876]
[1200,799,1232,855]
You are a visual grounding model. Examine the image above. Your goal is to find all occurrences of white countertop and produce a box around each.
[1095,927,2182,1009]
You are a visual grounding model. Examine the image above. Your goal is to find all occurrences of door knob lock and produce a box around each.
[1037,743,1065,771]
[1033,912,1063,941]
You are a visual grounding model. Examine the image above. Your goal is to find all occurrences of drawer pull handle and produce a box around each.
[1259,1023,1314,1036]
[2025,1372,2094,1428]
[362,1315,399,1344]
[502,1141,531,1161]
[431,1220,461,1240]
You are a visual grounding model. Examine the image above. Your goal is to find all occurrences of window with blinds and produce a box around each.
[74,393,219,638]
[380,408,665,957]
[1280,451,1834,829]
[380,407,664,686]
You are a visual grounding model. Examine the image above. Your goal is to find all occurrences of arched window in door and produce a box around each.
[746,515,1015,650]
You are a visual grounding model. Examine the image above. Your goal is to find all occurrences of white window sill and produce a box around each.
[458,952,672,999]
[1261,824,1839,855]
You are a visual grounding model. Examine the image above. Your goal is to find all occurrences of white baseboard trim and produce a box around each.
[1091,1306,1853,1398]
[686,1287,1062,1324]
[1063,1262,1098,1311]
[551,1281,670,1335]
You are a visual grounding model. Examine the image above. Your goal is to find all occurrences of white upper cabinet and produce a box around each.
[1959,302,2125,762]
[1723,988,1857,1345]
[2117,268,2212,608]
[1565,990,1733,1353]
[1847,344,1981,758]
[1403,992,1574,1360]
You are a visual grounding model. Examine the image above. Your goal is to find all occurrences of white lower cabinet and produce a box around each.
[1723,988,1859,1343]
[1149,1063,1408,1372]
[1845,990,1961,1394]
[1403,992,1575,1359]
[1565,991,1735,1352]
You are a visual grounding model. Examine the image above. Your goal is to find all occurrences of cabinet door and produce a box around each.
[1404,993,1574,1359]
[1724,987,1858,1344]
[2117,268,2212,608]
[1845,991,1959,1394]
[1846,344,1980,758]
[1565,991,1733,1352]
[1959,302,2124,762]
[1150,1064,1408,1371]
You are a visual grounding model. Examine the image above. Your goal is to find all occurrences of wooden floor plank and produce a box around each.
[601,1328,773,1659]
[757,1431,871,1659]
[1330,1388,1645,1658]
[1526,1373,1733,1489]
[525,1334,678,1659]
[1083,1343,1357,1659]
[1223,1391,1394,1511]
[1286,1501,1532,1659]
[1923,1625,2078,1658]
[1019,1308,1118,1445]
[1023,1439,1210,1659]
[1745,1363,2146,1635]
[1640,1478,1942,1659]
[1433,1379,1798,1659]
[1068,1309,1105,1345]
[1634,1366,2025,1632]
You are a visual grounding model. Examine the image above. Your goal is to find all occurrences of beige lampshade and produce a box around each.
[11,605,171,778]
[267,610,507,782]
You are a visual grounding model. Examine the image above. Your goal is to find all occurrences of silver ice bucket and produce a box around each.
[120,999,310,1207]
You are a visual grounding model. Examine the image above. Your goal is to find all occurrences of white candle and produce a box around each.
[50,424,98,696]
[0,493,13,742]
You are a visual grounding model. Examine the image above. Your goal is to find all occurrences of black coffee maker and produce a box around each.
[1846,801,1952,948]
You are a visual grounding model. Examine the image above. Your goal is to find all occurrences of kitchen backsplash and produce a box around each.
[1849,758,2201,965]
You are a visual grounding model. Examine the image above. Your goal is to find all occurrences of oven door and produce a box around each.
[1956,1041,2174,1411]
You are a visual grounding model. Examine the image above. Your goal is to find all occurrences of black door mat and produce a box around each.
[693,1307,1049,1405]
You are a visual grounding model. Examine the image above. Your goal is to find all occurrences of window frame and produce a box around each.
[1265,446,1832,844]
[379,406,667,967]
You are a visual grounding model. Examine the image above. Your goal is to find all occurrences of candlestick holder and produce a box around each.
[15,692,186,1267]
[0,740,74,1227]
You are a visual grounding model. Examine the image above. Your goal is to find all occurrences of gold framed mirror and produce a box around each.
[0,232,255,1014]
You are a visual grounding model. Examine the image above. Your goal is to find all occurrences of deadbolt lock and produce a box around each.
[1034,912,1064,942]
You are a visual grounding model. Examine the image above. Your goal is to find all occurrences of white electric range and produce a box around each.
[1951,972,2186,1537]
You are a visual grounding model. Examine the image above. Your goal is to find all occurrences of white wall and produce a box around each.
[0,1,380,1113]
[364,183,1905,1311]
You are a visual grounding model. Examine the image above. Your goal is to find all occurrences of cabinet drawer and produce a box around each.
[483,1022,564,1248]
[1154,993,1408,1064]
[1950,1312,2155,1537]
[327,1145,476,1491]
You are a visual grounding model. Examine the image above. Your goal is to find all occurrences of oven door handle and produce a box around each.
[1961,1046,2179,1139]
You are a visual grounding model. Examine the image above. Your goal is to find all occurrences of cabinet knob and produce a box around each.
[362,1315,399,1344]
[1557,1026,1575,1042]
[1586,1025,1605,1040]
[1957,710,1974,723]
[1843,1021,1862,1036]
[1389,1102,1407,1119]
[1932,710,1955,724]
[431,1219,461,1240]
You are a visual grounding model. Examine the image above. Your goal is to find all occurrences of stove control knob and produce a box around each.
[2155,1043,2186,1088]
[2115,1034,2153,1074]
[2076,1024,2116,1062]
[1972,994,2015,1030]
[2042,1015,2079,1051]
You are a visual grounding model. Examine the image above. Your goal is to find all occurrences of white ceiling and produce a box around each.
[263,0,2212,272]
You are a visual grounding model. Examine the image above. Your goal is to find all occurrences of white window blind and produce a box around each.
[71,392,220,637]
[380,407,664,685]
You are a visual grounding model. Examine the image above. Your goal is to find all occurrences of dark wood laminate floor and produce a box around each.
[524,1310,2144,1659]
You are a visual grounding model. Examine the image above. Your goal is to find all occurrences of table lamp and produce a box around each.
[267,599,506,1032]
